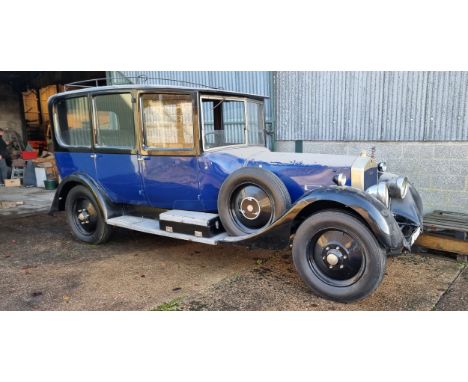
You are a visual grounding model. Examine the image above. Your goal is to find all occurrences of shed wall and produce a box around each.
[275,71,468,141]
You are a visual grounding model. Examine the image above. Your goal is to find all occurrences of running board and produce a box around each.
[106,215,229,245]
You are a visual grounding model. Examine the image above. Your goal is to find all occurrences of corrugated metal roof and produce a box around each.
[275,71,468,141]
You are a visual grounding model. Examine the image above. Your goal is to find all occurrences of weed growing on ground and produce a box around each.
[151,298,181,311]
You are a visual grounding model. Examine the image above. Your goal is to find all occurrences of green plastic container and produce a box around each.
[44,179,58,190]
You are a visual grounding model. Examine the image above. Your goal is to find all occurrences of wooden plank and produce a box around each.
[425,214,468,222]
[425,219,468,227]
[416,233,468,255]
[427,210,468,220]
[431,215,468,222]
[433,210,467,217]
[424,223,468,233]
[423,210,468,234]
[425,216,468,225]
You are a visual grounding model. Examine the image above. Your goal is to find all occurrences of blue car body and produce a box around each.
[55,146,357,212]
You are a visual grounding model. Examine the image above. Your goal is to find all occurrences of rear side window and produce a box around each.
[94,93,135,148]
[55,97,91,147]
[141,94,194,150]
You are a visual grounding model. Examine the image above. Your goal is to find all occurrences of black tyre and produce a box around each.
[65,185,112,244]
[292,210,386,302]
[218,167,291,236]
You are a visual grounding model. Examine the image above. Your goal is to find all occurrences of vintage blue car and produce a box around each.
[49,84,423,302]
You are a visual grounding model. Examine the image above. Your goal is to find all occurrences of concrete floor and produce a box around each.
[0,186,55,218]
[0,212,466,311]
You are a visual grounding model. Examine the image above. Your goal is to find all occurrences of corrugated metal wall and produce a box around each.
[275,71,468,141]
[108,71,273,126]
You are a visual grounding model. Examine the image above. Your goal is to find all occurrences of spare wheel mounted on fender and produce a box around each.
[217,167,291,236]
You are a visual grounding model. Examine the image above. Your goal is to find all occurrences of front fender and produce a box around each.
[49,172,120,220]
[222,186,405,252]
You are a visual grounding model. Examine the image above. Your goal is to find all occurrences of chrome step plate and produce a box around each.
[106,215,228,245]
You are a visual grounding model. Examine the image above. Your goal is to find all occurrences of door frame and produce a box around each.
[88,89,147,204]
[89,90,139,155]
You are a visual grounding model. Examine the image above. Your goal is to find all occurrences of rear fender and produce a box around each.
[49,173,120,220]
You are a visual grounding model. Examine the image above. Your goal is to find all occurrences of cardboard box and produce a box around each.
[5,179,21,187]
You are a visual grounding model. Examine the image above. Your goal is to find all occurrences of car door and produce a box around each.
[52,95,96,180]
[138,92,202,210]
[92,92,146,205]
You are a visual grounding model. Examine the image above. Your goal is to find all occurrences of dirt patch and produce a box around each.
[0,213,265,310]
[0,212,466,311]
[181,253,463,311]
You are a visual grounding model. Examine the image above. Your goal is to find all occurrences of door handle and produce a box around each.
[90,154,97,159]
[137,156,150,161]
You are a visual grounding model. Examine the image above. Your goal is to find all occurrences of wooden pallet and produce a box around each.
[423,210,468,240]
[415,210,468,260]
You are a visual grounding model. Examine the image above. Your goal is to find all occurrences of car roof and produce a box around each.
[50,84,268,101]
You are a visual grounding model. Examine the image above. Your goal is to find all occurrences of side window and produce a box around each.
[202,99,246,149]
[55,96,91,147]
[94,93,135,148]
[141,94,194,150]
[247,101,265,146]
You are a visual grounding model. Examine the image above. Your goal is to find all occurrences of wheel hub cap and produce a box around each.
[73,199,98,234]
[78,209,90,222]
[322,246,347,269]
[308,230,365,284]
[230,184,274,232]
[240,197,261,220]
[326,251,340,266]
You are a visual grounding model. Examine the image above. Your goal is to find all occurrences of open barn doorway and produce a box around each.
[0,72,105,153]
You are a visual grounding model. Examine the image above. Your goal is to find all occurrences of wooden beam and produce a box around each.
[416,234,468,255]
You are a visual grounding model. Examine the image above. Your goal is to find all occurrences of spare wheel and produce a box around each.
[217,167,291,236]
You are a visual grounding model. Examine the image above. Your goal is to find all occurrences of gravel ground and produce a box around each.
[0,212,466,311]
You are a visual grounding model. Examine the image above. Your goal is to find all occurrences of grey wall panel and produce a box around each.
[275,71,468,141]
[275,71,386,141]
[424,71,468,141]
[381,71,428,140]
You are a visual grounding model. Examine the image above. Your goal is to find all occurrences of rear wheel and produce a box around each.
[65,185,112,244]
[292,210,386,302]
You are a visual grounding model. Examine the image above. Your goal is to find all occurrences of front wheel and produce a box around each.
[292,210,386,302]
